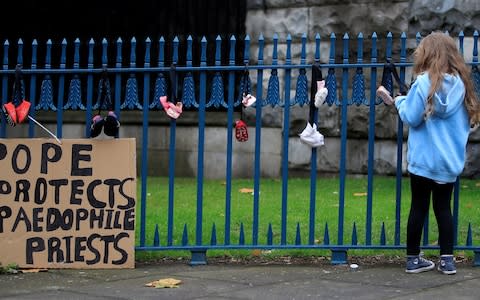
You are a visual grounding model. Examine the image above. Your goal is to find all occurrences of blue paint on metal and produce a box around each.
[140,38,151,247]
[366,33,377,246]
[64,39,85,110]
[56,39,67,138]
[196,36,207,246]
[239,223,245,245]
[351,223,358,245]
[252,34,261,246]
[207,36,226,108]
[380,222,386,245]
[37,40,56,111]
[121,38,142,110]
[308,34,321,246]
[2,32,479,265]
[153,224,160,247]
[331,249,347,265]
[28,40,38,137]
[294,33,308,106]
[224,36,236,246]
[265,34,279,107]
[267,223,273,245]
[466,223,472,246]
[190,250,207,266]
[85,39,95,138]
[167,37,179,247]
[211,223,217,245]
[295,223,301,245]
[280,34,292,245]
[182,224,188,246]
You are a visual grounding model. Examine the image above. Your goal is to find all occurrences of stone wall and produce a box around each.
[243,0,480,178]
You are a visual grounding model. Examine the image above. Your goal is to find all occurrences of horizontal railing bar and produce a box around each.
[0,63,415,74]
[136,245,480,251]
[3,61,480,74]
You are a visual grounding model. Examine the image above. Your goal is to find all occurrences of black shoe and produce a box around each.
[103,111,120,137]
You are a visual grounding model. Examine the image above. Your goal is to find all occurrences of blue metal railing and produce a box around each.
[1,31,479,266]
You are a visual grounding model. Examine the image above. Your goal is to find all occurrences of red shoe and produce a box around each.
[2,102,17,126]
[15,99,31,123]
[235,120,248,142]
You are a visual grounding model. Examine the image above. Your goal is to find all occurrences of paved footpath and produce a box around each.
[1,259,480,300]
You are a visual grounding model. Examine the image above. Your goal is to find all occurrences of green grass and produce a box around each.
[134,176,480,261]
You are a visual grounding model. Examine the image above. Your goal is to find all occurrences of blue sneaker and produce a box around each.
[438,255,456,275]
[405,254,435,273]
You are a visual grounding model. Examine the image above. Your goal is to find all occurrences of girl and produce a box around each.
[380,32,480,275]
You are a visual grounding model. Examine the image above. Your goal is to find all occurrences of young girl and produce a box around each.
[379,32,480,275]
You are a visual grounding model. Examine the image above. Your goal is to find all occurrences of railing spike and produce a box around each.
[380,222,386,245]
[239,223,245,245]
[351,222,358,245]
[182,224,189,246]
[295,223,301,245]
[153,224,160,246]
[210,223,217,246]
[466,223,472,246]
[324,222,330,245]
[267,223,273,245]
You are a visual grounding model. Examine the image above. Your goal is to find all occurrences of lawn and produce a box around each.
[135,176,480,260]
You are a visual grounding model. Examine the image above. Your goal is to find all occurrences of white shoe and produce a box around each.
[300,123,324,148]
[242,94,257,107]
[299,122,313,138]
[376,85,394,105]
[314,80,328,108]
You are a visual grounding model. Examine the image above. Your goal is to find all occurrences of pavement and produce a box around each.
[1,258,480,300]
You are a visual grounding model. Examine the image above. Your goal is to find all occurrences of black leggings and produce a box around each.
[407,174,455,256]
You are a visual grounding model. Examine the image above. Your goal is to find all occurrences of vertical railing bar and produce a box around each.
[56,39,67,138]
[253,34,264,245]
[114,38,122,122]
[196,36,207,246]
[167,36,179,246]
[337,33,349,246]
[85,39,95,138]
[140,37,151,247]
[394,32,407,245]
[224,36,236,246]
[280,34,292,245]
[28,40,38,137]
[1,40,9,137]
[308,33,320,245]
[366,32,375,246]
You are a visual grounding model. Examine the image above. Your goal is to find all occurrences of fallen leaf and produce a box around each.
[476,182,480,187]
[353,192,367,197]
[251,249,262,256]
[145,278,182,288]
[19,268,48,273]
[239,188,254,194]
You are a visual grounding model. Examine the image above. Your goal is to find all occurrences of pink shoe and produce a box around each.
[376,85,394,105]
[160,96,182,119]
[314,80,328,108]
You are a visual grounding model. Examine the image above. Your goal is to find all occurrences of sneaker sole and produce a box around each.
[437,267,456,275]
[405,264,435,274]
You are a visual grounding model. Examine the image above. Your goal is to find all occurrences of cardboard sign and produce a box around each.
[0,138,136,269]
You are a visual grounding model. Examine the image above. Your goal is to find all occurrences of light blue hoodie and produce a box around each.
[394,72,470,183]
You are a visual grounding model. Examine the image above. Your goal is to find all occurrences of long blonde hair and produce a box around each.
[413,31,480,125]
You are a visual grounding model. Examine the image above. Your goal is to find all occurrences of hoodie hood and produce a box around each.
[430,73,465,118]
